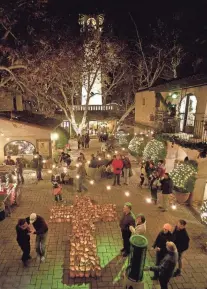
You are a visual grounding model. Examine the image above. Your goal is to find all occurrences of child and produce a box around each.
[139,164,145,188]
[51,170,63,202]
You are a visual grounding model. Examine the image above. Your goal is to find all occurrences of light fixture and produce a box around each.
[122,148,125,151]
[125,191,130,197]
[172,93,177,99]
[42,160,46,164]
[50,132,59,141]
[48,170,52,174]
[146,198,152,203]
[87,160,90,164]
[106,185,111,190]
[0,133,4,137]
[107,154,111,158]
[76,175,80,179]
[90,180,94,185]
[6,138,10,141]
[171,204,177,210]
[52,164,56,169]
[115,150,118,154]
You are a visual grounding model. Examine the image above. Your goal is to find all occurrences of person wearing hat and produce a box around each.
[119,202,136,257]
[144,241,178,289]
[151,223,173,280]
[27,213,48,262]
[16,218,32,266]
[129,214,146,235]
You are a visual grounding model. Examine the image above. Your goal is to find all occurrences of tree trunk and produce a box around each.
[112,103,135,133]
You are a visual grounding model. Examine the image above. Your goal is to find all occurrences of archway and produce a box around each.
[179,94,197,133]
[4,140,35,156]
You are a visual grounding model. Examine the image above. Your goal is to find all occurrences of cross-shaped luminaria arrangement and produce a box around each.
[49,195,117,278]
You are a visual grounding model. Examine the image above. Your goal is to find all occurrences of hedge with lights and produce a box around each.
[143,139,167,163]
[200,200,207,225]
[169,161,198,193]
[118,133,133,148]
[128,136,148,157]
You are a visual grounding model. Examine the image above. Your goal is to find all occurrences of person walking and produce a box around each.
[119,202,135,257]
[112,154,123,186]
[150,171,160,205]
[123,156,131,185]
[28,213,48,262]
[129,214,146,235]
[16,218,31,267]
[77,134,81,150]
[51,170,63,202]
[159,173,173,212]
[16,158,24,184]
[145,241,178,289]
[34,152,43,181]
[152,223,173,280]
[81,134,85,149]
[88,154,98,179]
[172,219,190,277]
[77,162,88,192]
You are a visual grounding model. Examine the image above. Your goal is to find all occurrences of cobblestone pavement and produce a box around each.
[0,139,207,289]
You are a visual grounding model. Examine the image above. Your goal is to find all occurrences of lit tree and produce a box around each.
[200,200,207,225]
[17,34,127,135]
[128,135,148,157]
[143,139,167,163]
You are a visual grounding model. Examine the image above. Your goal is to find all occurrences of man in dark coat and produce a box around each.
[119,202,135,257]
[16,218,31,266]
[159,173,173,212]
[172,219,190,276]
[145,241,178,289]
[152,223,173,280]
[27,213,48,262]
[34,152,43,181]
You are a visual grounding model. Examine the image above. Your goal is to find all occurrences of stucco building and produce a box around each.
[134,74,207,205]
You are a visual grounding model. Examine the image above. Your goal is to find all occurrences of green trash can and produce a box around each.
[126,235,148,282]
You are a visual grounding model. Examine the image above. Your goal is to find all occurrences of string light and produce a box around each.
[115,150,118,154]
[42,160,46,164]
[128,136,147,157]
[107,154,111,158]
[87,160,90,164]
[143,139,167,163]
[200,201,207,224]
[98,157,102,161]
[52,164,56,168]
[122,148,125,151]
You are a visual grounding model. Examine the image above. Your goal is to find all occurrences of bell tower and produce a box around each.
[79,14,104,106]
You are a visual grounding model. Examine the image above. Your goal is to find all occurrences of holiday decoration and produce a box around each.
[169,161,197,193]
[49,196,117,278]
[118,133,129,148]
[143,139,167,163]
[200,200,207,225]
[128,136,148,157]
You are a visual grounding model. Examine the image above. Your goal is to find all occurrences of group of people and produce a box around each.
[16,213,48,266]
[120,202,190,289]
[77,133,90,149]
[4,155,25,184]
[140,159,173,212]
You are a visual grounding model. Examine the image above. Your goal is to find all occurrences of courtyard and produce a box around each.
[0,139,207,289]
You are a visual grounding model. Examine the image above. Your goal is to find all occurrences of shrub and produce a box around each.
[143,139,167,163]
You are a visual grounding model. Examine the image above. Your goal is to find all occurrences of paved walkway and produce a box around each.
[0,139,207,289]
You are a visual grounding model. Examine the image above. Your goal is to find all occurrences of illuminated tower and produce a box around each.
[79,14,104,106]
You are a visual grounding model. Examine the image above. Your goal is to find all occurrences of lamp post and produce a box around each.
[51,132,59,157]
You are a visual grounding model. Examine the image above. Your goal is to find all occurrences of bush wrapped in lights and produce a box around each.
[200,200,207,225]
[169,161,198,193]
[128,136,148,157]
[143,139,167,163]
[118,133,130,148]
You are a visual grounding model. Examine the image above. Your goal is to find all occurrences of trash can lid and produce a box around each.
[130,235,148,248]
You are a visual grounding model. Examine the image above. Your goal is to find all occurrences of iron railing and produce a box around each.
[72,104,118,111]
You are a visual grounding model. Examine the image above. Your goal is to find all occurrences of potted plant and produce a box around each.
[170,161,198,204]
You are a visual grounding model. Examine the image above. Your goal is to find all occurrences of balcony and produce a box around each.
[72,104,118,111]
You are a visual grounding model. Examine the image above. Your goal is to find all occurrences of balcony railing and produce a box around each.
[72,104,118,111]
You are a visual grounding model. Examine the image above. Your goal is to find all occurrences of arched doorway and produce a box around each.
[179,94,197,133]
[4,140,35,157]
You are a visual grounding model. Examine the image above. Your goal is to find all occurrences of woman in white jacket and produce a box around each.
[129,214,146,235]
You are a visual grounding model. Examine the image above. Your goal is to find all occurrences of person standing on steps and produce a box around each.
[16,218,32,267]
[172,219,190,277]
[119,202,135,257]
[27,213,48,263]
[151,223,173,280]
[112,154,123,186]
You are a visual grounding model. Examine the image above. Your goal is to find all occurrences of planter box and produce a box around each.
[175,192,190,204]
